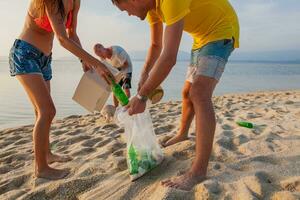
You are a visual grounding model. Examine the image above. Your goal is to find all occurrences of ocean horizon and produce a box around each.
[1,60,300,129]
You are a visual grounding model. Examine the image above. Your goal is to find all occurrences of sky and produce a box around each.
[0,0,299,59]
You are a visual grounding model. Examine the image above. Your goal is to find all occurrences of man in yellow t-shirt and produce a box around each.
[111,0,239,191]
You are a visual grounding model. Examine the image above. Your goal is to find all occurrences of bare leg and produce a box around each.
[16,75,69,180]
[162,81,194,147]
[44,81,72,164]
[162,75,217,190]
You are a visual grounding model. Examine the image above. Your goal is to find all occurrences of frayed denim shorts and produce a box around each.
[9,39,52,81]
[186,39,234,82]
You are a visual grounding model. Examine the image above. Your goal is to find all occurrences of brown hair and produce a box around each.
[33,0,66,18]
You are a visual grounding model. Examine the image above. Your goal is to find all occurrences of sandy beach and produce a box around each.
[0,90,299,200]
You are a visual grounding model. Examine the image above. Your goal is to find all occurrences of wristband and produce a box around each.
[136,94,148,102]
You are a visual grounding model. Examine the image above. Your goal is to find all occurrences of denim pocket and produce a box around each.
[15,46,39,60]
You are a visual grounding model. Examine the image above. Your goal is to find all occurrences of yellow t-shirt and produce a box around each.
[146,0,240,50]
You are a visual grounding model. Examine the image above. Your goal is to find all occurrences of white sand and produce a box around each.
[0,90,299,200]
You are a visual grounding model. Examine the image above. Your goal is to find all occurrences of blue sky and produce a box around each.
[0,0,299,58]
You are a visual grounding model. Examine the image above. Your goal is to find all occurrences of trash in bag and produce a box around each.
[115,107,164,181]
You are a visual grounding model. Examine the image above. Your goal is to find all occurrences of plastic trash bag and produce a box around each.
[115,107,164,181]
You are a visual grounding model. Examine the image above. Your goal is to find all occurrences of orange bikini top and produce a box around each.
[34,0,73,32]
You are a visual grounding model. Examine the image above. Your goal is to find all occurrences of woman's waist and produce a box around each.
[18,30,53,56]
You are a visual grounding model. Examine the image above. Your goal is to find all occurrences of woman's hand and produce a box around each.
[94,62,115,85]
[81,61,92,72]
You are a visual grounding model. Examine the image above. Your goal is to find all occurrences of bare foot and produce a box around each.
[161,172,206,191]
[161,133,189,147]
[47,153,72,164]
[36,167,70,180]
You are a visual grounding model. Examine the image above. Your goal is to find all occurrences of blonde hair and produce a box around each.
[33,0,66,18]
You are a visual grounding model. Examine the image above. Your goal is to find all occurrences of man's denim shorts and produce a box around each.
[9,39,52,81]
[186,39,234,82]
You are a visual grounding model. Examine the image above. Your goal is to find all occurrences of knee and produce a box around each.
[37,105,56,122]
[182,87,190,100]
[190,86,212,104]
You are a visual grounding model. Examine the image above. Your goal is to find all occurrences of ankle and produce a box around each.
[35,164,50,173]
[176,130,188,137]
[189,165,207,177]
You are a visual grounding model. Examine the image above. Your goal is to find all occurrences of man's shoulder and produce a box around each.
[112,45,126,53]
[112,46,130,58]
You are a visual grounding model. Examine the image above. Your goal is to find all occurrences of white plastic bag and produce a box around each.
[116,107,164,181]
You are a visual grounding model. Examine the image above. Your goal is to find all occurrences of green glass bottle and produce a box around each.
[111,79,129,106]
[128,144,139,174]
[236,121,254,128]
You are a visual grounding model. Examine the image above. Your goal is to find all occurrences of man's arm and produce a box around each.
[138,22,163,90]
[143,22,164,75]
[139,19,184,97]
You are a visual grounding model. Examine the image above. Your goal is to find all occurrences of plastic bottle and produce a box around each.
[111,79,129,106]
[236,121,254,128]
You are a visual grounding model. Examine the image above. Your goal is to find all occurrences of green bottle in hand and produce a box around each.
[111,79,129,106]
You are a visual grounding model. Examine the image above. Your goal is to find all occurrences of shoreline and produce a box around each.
[1,89,299,131]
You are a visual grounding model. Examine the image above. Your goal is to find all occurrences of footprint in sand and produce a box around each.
[221,124,234,131]
[250,155,279,165]
[71,147,95,156]
[0,150,17,159]
[0,166,10,174]
[1,153,29,164]
[95,138,112,148]
[154,124,176,135]
[112,156,127,171]
[233,134,250,146]
[4,135,23,142]
[222,130,234,137]
[28,177,103,200]
[52,129,68,136]
[81,137,103,148]
[172,150,192,160]
[0,174,31,195]
[0,188,28,200]
[102,124,119,130]
[106,141,125,154]
[215,136,235,151]
[112,149,125,157]
[57,135,92,146]
[14,139,31,145]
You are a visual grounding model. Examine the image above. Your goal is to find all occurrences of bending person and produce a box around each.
[8,0,114,180]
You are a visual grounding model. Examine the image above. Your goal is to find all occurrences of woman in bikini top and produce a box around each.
[8,0,114,180]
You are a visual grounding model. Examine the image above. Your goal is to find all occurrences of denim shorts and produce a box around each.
[9,39,52,81]
[119,72,132,89]
[186,39,234,82]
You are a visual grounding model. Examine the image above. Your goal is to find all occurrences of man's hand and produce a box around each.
[126,96,146,115]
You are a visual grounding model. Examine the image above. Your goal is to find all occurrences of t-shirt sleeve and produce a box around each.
[146,9,162,25]
[117,51,127,65]
[161,0,191,26]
